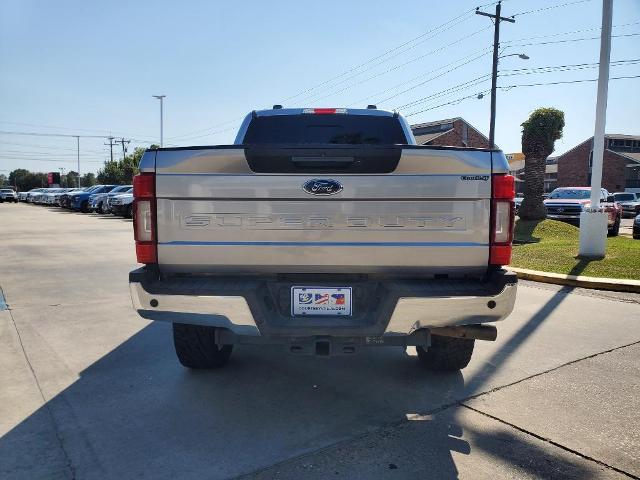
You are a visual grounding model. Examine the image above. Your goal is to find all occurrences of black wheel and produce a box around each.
[80,200,89,213]
[124,204,133,218]
[417,335,475,371]
[172,323,233,369]
[97,202,104,214]
[608,217,620,237]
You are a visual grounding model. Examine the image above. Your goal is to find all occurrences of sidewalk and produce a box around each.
[510,267,640,293]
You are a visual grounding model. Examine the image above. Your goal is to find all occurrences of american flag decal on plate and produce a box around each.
[291,287,352,316]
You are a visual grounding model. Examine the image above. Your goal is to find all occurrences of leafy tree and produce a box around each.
[82,172,97,186]
[0,174,8,186]
[65,171,79,188]
[519,108,565,220]
[9,169,48,191]
[96,146,152,184]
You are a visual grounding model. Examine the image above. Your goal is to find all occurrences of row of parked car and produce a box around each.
[4,184,134,217]
[513,187,640,239]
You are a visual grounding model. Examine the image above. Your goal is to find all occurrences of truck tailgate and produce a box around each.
[151,146,496,275]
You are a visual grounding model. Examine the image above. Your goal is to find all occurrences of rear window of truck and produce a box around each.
[243,114,407,145]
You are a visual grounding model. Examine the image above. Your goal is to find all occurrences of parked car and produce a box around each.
[129,106,517,372]
[105,187,133,214]
[40,188,67,205]
[59,188,86,208]
[24,188,48,203]
[90,185,132,213]
[613,192,640,218]
[31,188,55,204]
[544,187,622,236]
[70,185,116,212]
[49,188,76,206]
[109,192,133,217]
[634,214,640,239]
[0,188,18,203]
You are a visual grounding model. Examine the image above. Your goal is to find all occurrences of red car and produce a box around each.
[544,187,622,236]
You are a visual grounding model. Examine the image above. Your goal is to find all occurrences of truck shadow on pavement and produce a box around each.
[0,289,596,480]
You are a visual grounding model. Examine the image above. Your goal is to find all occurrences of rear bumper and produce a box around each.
[129,268,517,337]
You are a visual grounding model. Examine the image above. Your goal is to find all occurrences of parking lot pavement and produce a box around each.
[1,202,639,480]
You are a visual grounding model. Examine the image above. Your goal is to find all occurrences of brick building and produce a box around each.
[556,134,640,193]
[509,157,558,194]
[411,117,490,148]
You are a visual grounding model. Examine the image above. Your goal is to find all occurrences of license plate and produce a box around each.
[291,286,352,317]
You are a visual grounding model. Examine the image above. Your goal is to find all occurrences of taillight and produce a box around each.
[490,174,515,266]
[133,173,156,264]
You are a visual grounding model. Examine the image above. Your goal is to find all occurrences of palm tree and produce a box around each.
[519,108,565,220]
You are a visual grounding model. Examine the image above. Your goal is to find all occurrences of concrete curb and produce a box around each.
[509,267,640,293]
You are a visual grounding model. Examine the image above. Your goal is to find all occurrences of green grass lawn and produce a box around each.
[511,219,640,280]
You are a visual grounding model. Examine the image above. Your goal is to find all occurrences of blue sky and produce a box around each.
[0,0,638,175]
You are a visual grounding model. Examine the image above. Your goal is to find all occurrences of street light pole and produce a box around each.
[476,1,515,149]
[75,136,80,188]
[579,0,613,258]
[152,95,166,147]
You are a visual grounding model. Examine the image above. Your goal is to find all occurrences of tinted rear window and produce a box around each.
[614,193,635,201]
[243,114,407,145]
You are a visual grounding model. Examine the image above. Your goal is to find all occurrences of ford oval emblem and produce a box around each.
[302,179,343,196]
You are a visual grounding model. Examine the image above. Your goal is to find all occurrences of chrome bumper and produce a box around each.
[130,270,517,337]
[546,214,581,220]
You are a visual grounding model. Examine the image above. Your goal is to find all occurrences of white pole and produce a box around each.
[153,95,166,147]
[579,0,612,257]
[76,136,81,188]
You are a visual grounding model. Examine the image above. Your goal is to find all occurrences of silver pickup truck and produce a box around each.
[129,107,517,371]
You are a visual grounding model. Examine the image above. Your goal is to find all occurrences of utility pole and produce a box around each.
[579,0,613,258]
[152,95,166,147]
[117,137,131,160]
[104,136,116,163]
[476,1,515,148]
[75,136,81,188]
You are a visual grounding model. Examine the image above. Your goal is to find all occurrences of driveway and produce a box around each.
[1,202,639,479]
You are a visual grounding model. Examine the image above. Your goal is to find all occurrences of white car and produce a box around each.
[109,192,133,217]
[0,188,18,203]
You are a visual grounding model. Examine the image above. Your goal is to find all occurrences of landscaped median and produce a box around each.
[511,219,640,288]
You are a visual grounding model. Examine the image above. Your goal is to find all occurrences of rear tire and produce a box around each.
[417,335,475,371]
[172,323,233,369]
[608,217,620,237]
[124,204,133,218]
[80,200,89,213]
[97,202,104,214]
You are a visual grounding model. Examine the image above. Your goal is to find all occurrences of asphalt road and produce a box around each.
[1,202,639,480]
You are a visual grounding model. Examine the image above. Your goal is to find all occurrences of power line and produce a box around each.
[405,91,490,117]
[511,0,594,18]
[0,140,106,154]
[506,31,640,48]
[499,58,640,76]
[0,130,107,139]
[348,47,492,107]
[278,7,482,105]
[303,25,493,105]
[0,149,105,159]
[499,74,640,89]
[396,74,492,110]
[502,20,640,45]
[404,74,640,117]
[374,50,493,106]
[0,155,104,164]
[0,120,155,140]
[168,5,502,141]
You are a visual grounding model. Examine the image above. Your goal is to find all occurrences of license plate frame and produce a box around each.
[291,286,352,317]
